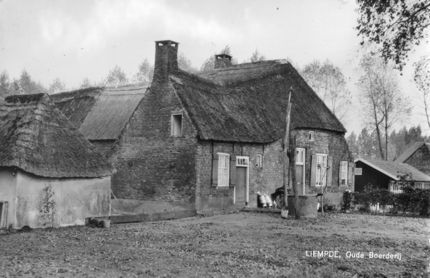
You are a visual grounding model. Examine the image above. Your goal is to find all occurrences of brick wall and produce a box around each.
[404,145,430,175]
[195,140,284,214]
[291,129,353,207]
[111,83,198,210]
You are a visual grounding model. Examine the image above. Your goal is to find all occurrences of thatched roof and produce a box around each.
[169,60,345,143]
[0,94,112,178]
[52,85,147,140]
[356,158,430,182]
[395,142,428,163]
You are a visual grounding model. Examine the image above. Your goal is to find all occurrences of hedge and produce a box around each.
[342,186,430,216]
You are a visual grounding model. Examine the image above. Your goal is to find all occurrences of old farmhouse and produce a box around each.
[0,94,112,229]
[53,40,354,215]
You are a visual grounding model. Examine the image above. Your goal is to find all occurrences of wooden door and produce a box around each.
[235,167,247,205]
[0,202,7,228]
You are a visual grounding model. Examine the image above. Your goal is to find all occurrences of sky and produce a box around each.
[0,0,429,135]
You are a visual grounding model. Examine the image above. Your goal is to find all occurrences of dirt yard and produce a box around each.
[0,212,428,277]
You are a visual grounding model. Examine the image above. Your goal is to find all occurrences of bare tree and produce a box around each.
[178,53,197,73]
[133,59,153,85]
[48,78,66,94]
[414,56,430,128]
[358,54,411,160]
[105,65,128,87]
[301,60,352,121]
[200,45,236,73]
[249,50,265,62]
[80,78,93,89]
[0,71,10,98]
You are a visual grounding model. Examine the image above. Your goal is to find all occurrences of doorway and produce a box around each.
[0,202,8,228]
[234,156,249,206]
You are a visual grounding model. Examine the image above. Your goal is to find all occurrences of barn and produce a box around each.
[395,142,430,176]
[354,158,430,193]
[0,94,112,229]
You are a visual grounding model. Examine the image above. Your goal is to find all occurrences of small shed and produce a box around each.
[0,94,112,229]
[354,158,430,193]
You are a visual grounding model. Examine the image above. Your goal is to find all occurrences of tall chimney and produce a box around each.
[214,54,232,69]
[153,40,179,82]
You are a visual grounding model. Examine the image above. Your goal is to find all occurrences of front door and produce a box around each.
[236,167,247,205]
[235,156,249,206]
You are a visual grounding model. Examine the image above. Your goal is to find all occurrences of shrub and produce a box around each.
[351,186,430,216]
[342,191,352,211]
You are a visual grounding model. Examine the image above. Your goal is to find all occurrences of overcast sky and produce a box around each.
[0,0,429,135]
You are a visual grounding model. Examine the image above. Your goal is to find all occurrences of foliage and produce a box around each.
[301,60,351,121]
[414,56,430,128]
[347,125,428,159]
[358,54,411,160]
[105,65,128,87]
[356,0,430,70]
[351,185,430,216]
[39,184,56,227]
[342,190,353,211]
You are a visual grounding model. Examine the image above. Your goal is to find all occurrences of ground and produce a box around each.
[0,212,428,277]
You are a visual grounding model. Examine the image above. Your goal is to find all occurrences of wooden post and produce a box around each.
[291,136,300,219]
[281,87,293,218]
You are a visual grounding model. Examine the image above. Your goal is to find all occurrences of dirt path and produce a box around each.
[0,212,428,277]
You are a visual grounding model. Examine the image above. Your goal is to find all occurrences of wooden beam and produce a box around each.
[282,87,293,218]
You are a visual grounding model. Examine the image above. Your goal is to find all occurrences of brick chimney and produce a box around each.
[153,40,179,82]
[214,54,232,69]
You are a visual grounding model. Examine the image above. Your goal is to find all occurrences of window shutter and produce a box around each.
[310,154,317,186]
[339,163,343,186]
[326,156,333,187]
[212,154,218,187]
[230,155,236,187]
[348,162,354,187]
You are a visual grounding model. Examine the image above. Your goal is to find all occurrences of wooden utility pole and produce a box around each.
[291,136,300,219]
[281,87,293,218]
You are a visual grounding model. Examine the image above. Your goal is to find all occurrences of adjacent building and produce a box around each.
[354,158,430,193]
[395,142,430,176]
[0,94,112,229]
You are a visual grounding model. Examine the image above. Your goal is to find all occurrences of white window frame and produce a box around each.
[295,148,305,166]
[315,153,328,187]
[340,161,348,186]
[217,153,230,187]
[255,154,263,168]
[170,113,183,137]
[235,156,250,204]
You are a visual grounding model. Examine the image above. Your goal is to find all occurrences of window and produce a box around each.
[340,161,348,186]
[256,154,263,168]
[308,131,314,141]
[315,154,328,187]
[171,113,183,137]
[390,183,403,194]
[295,148,305,165]
[236,156,249,167]
[217,153,230,187]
